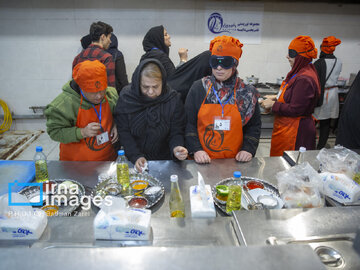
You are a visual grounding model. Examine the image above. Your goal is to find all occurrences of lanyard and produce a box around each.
[278,62,312,98]
[212,86,234,118]
[80,89,103,127]
[282,73,298,90]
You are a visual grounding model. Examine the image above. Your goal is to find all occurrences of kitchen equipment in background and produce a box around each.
[246,75,259,85]
[276,77,284,85]
[337,77,347,87]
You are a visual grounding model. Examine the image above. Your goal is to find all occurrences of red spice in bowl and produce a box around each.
[246,180,264,190]
[128,197,148,208]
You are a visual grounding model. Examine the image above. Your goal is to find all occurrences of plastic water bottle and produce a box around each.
[169,175,185,217]
[226,171,242,213]
[116,150,130,194]
[34,146,49,182]
[296,147,306,165]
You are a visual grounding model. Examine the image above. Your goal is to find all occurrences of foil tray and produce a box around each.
[212,176,281,215]
[91,172,165,209]
[19,179,86,216]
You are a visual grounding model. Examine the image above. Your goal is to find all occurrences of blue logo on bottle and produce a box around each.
[207,13,229,34]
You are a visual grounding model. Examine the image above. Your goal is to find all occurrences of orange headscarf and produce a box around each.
[209,35,243,61]
[288,35,317,59]
[321,36,341,54]
[72,60,108,93]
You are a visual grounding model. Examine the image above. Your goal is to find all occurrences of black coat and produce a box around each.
[336,70,360,149]
[168,50,212,102]
[114,58,185,163]
[108,34,129,93]
[185,79,261,156]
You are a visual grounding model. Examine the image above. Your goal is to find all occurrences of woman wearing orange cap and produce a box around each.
[313,36,342,149]
[185,36,261,163]
[261,36,320,156]
[45,60,119,161]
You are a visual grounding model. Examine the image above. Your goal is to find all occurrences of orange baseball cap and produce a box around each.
[209,35,243,61]
[321,36,341,54]
[72,60,107,92]
[288,35,317,59]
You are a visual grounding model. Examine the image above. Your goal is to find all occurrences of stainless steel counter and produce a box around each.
[283,150,321,168]
[233,207,360,269]
[3,157,360,269]
[1,245,326,270]
[1,158,290,249]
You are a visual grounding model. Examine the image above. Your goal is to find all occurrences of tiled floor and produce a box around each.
[14,132,60,161]
[13,131,336,161]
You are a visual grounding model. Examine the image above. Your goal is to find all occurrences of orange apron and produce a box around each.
[270,78,302,157]
[270,66,320,156]
[60,95,116,161]
[197,84,243,159]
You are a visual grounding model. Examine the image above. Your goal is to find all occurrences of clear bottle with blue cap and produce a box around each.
[226,171,242,213]
[116,150,130,193]
[34,146,49,182]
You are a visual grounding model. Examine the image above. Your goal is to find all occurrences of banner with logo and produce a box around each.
[204,2,264,44]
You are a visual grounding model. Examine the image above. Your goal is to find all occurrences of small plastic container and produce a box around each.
[257,195,278,209]
[131,180,149,194]
[246,180,264,190]
[128,197,148,209]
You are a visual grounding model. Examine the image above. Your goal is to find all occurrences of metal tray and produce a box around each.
[212,176,281,215]
[19,179,86,216]
[91,172,165,209]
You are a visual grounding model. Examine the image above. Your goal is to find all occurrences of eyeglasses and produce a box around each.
[209,55,235,69]
[288,48,314,58]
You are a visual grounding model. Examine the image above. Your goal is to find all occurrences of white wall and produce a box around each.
[0,0,359,130]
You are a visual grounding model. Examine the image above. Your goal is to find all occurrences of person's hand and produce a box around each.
[194,150,211,164]
[80,122,101,138]
[235,150,253,162]
[110,124,118,144]
[135,157,147,173]
[178,48,188,62]
[173,146,188,160]
[261,98,275,110]
[264,95,277,101]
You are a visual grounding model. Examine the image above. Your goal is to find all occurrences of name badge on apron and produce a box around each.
[96,131,109,145]
[214,116,231,131]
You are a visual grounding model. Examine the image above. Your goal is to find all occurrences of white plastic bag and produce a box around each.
[319,172,360,203]
[0,193,47,240]
[94,196,151,241]
[317,146,360,179]
[276,162,324,208]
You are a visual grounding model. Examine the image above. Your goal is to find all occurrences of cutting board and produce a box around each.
[0,160,35,195]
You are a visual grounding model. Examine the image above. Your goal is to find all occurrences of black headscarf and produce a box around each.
[80,34,91,49]
[107,34,124,60]
[117,58,177,117]
[314,52,336,106]
[142,25,169,56]
[168,50,212,102]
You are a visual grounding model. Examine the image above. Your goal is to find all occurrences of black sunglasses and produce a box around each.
[288,48,314,58]
[209,55,235,69]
